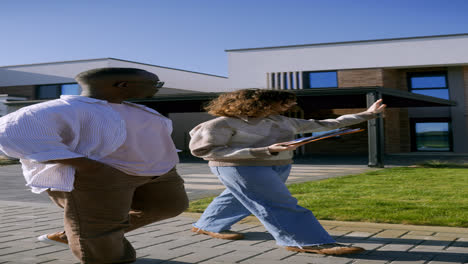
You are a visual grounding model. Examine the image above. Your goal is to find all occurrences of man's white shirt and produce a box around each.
[0,95,179,193]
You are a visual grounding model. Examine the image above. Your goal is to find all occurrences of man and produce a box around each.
[0,68,188,264]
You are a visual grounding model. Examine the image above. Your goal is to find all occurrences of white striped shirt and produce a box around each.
[0,95,178,193]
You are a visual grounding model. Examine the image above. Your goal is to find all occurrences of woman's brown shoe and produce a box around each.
[285,243,365,255]
[191,227,244,240]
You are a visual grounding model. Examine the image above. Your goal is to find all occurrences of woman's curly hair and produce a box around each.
[205,89,297,118]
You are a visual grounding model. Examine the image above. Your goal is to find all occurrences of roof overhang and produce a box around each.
[132,87,456,113]
[4,87,455,112]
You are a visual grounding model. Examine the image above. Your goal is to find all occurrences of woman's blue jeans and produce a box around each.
[193,165,336,246]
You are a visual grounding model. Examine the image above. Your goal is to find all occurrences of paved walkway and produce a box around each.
[0,162,467,264]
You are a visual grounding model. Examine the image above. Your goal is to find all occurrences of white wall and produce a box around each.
[227,35,468,89]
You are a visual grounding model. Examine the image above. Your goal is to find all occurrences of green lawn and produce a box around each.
[188,164,468,227]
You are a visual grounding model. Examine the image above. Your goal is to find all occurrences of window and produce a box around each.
[411,119,452,152]
[271,73,275,88]
[37,85,60,99]
[61,84,81,95]
[303,71,338,89]
[37,83,82,99]
[284,73,288,89]
[408,72,449,99]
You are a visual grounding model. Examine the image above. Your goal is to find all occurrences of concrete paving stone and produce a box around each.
[170,248,236,263]
[427,262,465,264]
[138,246,197,257]
[326,230,352,237]
[407,230,436,236]
[144,229,188,240]
[32,226,64,233]
[333,226,383,233]
[420,239,454,247]
[351,241,386,251]
[373,230,409,238]
[366,237,411,246]
[236,259,290,264]
[367,250,434,259]
[410,245,450,253]
[183,236,236,249]
[332,236,372,244]
[0,235,31,245]
[199,249,271,263]
[444,246,468,253]
[428,236,460,241]
[389,260,427,264]
[350,253,396,263]
[378,243,414,252]
[156,237,216,251]
[345,232,378,239]
[399,234,435,240]
[240,247,297,261]
[389,251,436,262]
[433,232,465,238]
[429,253,468,263]
[0,255,67,264]
[212,242,277,252]
[352,259,390,264]
[218,238,276,249]
[281,254,354,264]
[133,240,182,254]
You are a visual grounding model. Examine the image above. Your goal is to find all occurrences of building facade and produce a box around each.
[226,33,468,155]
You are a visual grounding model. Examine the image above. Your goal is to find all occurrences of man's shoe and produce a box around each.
[285,243,365,255]
[191,227,244,240]
[37,231,68,247]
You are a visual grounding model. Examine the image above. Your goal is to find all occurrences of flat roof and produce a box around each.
[226,33,468,52]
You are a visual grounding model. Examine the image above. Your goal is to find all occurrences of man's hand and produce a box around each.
[267,143,299,153]
[366,99,386,114]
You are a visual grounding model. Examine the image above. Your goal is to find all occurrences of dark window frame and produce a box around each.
[410,117,453,152]
[302,71,338,89]
[406,71,449,99]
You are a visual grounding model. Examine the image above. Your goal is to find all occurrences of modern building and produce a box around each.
[1,33,467,166]
[232,33,466,160]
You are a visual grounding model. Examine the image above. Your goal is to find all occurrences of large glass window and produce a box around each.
[408,72,449,99]
[37,83,82,99]
[412,120,452,152]
[303,71,338,89]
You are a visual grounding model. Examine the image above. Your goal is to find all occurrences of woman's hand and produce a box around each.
[267,143,299,153]
[366,99,386,114]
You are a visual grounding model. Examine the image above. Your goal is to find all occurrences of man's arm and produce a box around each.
[0,109,84,162]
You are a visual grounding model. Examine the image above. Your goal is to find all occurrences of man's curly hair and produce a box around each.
[205,89,297,118]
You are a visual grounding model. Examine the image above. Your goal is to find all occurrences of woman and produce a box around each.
[189,89,385,255]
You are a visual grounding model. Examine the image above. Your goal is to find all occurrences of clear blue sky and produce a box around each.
[1,0,467,76]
